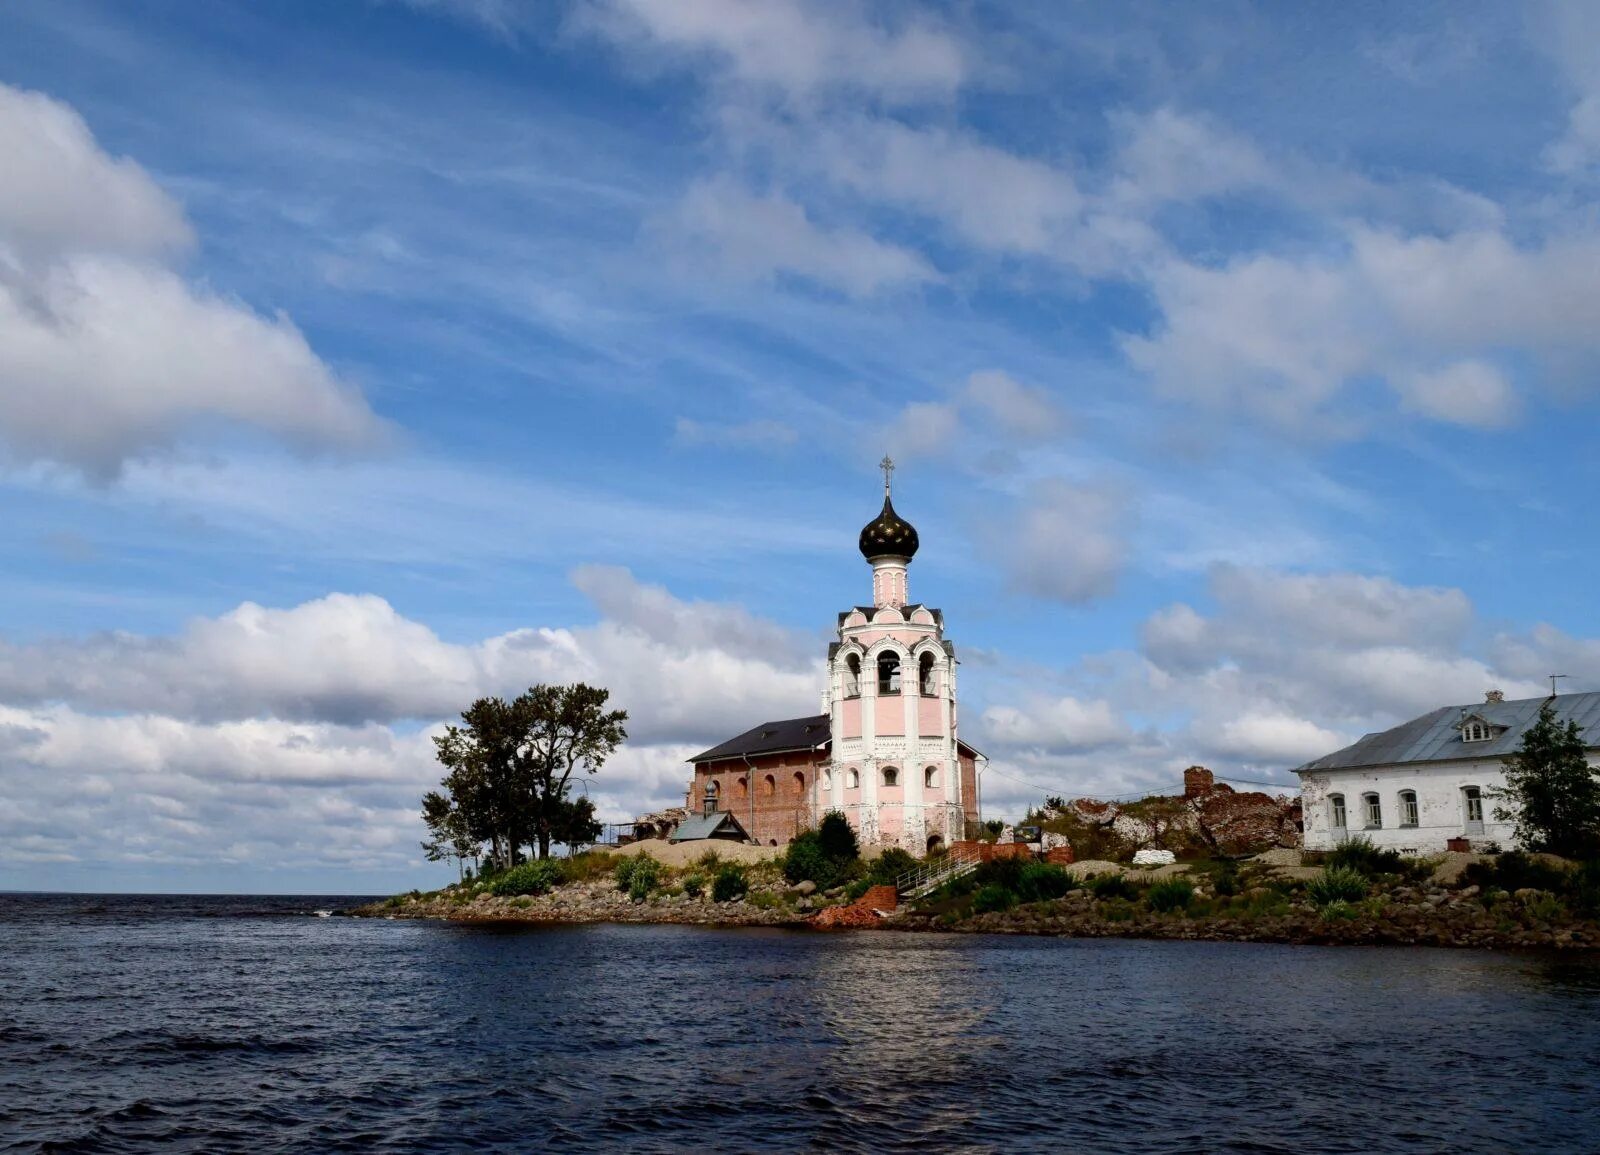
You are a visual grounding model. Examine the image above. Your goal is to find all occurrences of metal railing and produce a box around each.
[894,842,984,900]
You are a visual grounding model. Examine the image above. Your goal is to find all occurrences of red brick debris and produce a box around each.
[810,884,899,929]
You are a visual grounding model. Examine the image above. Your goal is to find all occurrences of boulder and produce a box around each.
[791,880,817,896]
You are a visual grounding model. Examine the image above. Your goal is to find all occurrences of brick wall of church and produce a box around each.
[690,751,828,846]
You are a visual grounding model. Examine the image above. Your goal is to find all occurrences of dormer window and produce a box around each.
[1463,720,1489,743]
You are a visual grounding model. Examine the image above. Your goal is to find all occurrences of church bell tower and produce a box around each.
[816,459,978,852]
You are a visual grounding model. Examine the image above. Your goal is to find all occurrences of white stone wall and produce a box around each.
[1296,757,1600,852]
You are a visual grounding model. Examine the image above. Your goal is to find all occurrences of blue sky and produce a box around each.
[2,0,1599,892]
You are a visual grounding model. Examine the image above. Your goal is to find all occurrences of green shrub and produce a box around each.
[1326,836,1406,877]
[1016,863,1076,903]
[630,858,662,902]
[818,810,860,863]
[712,865,749,903]
[383,894,406,908]
[868,848,918,887]
[1146,878,1194,913]
[1521,890,1568,922]
[843,878,872,902]
[1100,898,1135,922]
[696,849,723,870]
[561,852,615,882]
[973,857,1025,892]
[972,884,1018,913]
[1090,873,1137,901]
[491,859,565,897]
[783,829,854,889]
[1319,900,1358,922]
[682,872,707,898]
[1568,861,1600,915]
[1308,866,1369,906]
[1211,862,1241,897]
[615,854,661,898]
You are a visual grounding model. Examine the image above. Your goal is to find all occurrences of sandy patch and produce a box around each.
[601,838,782,868]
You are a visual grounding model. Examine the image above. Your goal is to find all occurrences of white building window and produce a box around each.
[1463,720,1489,742]
[1399,790,1418,828]
[1363,792,1382,829]
[1464,785,1484,834]
[1330,793,1346,831]
[924,765,939,789]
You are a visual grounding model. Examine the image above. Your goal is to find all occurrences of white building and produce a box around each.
[1297,690,1600,853]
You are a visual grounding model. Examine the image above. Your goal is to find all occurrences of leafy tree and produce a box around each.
[426,683,628,869]
[1495,702,1600,857]
[816,810,859,863]
[421,789,481,881]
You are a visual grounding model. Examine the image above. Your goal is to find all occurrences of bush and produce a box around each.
[696,849,723,870]
[1522,891,1569,922]
[1146,878,1194,913]
[973,857,1025,892]
[561,852,615,882]
[1568,861,1600,915]
[491,859,565,897]
[1211,862,1241,897]
[1326,836,1406,877]
[614,855,661,898]
[1308,866,1369,907]
[868,848,918,887]
[682,872,707,898]
[844,878,872,902]
[1016,863,1076,903]
[711,865,749,903]
[973,884,1018,913]
[1090,873,1138,901]
[818,811,860,863]
[784,830,851,889]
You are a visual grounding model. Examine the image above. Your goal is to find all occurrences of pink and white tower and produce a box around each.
[817,458,980,853]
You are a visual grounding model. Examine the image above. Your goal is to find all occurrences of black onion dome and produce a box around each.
[858,495,919,560]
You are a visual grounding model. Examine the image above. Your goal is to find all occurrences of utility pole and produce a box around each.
[1550,673,1568,697]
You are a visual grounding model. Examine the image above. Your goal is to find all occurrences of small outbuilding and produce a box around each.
[667,811,751,844]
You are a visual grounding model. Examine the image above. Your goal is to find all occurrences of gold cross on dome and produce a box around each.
[879,454,895,495]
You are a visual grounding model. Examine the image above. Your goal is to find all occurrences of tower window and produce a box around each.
[924,766,938,789]
[878,652,901,695]
[919,652,936,695]
[882,766,898,787]
[844,653,861,698]
[845,768,860,790]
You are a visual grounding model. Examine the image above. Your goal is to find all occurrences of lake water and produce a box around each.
[4,893,1600,1153]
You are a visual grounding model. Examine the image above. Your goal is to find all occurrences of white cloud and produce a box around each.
[0,84,193,259]
[659,177,937,297]
[0,569,825,875]
[962,370,1068,441]
[580,0,965,104]
[0,83,383,478]
[1003,479,1129,604]
[1126,227,1600,432]
[983,695,1130,752]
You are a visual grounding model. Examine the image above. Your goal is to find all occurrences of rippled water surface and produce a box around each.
[4,893,1600,1153]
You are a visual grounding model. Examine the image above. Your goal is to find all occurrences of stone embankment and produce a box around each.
[892,884,1600,949]
[351,876,811,927]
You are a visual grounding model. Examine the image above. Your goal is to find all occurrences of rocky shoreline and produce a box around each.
[351,868,1600,950]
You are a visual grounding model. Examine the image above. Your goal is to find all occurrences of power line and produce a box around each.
[980,763,1297,804]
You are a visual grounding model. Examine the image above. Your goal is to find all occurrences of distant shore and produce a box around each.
[351,847,1600,950]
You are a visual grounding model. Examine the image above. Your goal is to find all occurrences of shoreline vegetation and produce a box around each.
[353,836,1600,951]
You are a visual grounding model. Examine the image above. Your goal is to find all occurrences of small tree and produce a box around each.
[817,810,859,863]
[1495,701,1600,858]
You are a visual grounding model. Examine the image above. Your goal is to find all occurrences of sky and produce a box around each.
[3,0,1600,893]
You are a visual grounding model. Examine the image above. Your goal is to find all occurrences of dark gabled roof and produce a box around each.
[668,812,749,842]
[1296,691,1600,774]
[688,714,831,764]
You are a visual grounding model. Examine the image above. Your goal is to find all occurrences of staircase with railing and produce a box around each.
[895,843,984,900]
